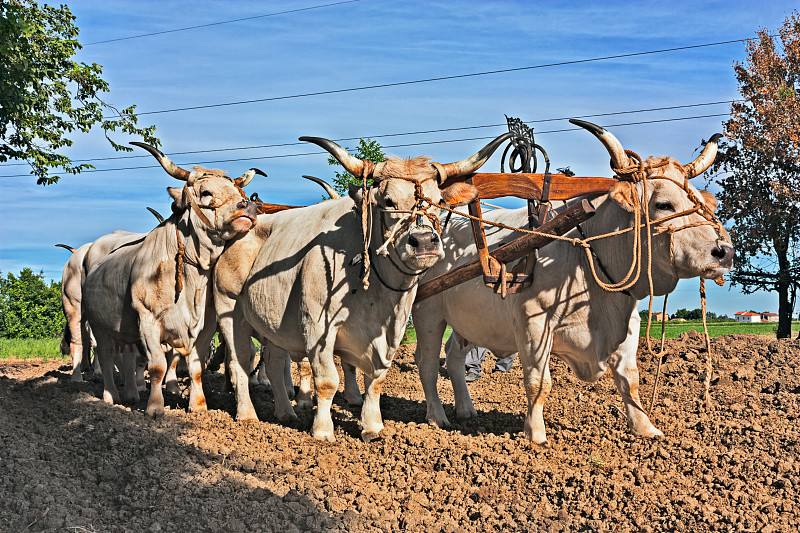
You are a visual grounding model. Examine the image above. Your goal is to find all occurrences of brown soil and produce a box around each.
[1,333,798,532]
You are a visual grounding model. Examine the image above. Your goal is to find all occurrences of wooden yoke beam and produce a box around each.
[415,199,596,302]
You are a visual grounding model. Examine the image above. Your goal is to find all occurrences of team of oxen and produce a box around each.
[58,121,734,444]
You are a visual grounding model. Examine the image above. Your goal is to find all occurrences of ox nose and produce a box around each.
[237,199,250,209]
[711,240,734,269]
[409,229,440,254]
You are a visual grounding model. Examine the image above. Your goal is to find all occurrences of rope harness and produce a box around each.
[173,176,248,301]
[356,164,441,291]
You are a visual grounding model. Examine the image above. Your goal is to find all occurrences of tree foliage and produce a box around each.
[327,138,386,197]
[0,268,64,338]
[712,11,800,338]
[0,0,160,185]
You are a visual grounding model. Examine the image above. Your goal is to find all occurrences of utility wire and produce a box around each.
[0,113,729,179]
[2,100,735,167]
[83,1,364,45]
[129,39,750,117]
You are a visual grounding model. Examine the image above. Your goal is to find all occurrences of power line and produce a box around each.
[0,113,729,179]
[130,39,749,117]
[2,99,735,167]
[83,1,364,46]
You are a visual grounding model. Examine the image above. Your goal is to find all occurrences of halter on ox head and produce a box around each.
[569,120,734,290]
[300,134,511,271]
[131,142,262,240]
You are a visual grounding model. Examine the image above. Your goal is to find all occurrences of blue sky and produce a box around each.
[0,0,795,317]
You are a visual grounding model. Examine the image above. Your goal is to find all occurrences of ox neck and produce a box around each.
[168,209,223,272]
[579,195,679,300]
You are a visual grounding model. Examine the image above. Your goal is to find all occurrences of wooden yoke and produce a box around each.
[457,172,616,297]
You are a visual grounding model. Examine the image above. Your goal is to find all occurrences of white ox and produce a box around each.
[83,143,262,416]
[57,242,93,381]
[412,120,734,445]
[214,134,510,441]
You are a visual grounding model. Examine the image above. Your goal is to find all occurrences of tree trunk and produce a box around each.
[776,244,792,339]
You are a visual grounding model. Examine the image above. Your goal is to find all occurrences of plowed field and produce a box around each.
[1,333,798,532]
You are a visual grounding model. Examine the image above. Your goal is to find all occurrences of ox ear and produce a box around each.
[167,186,189,211]
[440,182,479,207]
[347,182,378,207]
[609,181,637,212]
[698,189,718,212]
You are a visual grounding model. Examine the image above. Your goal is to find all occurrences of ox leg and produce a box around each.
[518,332,553,446]
[164,348,181,395]
[70,341,84,382]
[138,317,168,417]
[186,312,215,413]
[445,334,478,420]
[360,370,387,442]
[296,358,314,409]
[255,346,271,387]
[121,344,140,403]
[607,327,663,438]
[283,353,295,400]
[224,309,259,421]
[94,332,120,405]
[248,339,260,387]
[308,347,340,442]
[262,344,297,422]
[342,361,363,407]
[135,355,146,392]
[413,317,451,428]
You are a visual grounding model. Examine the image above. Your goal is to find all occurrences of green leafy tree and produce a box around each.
[711,11,800,338]
[0,0,160,185]
[327,138,386,197]
[0,268,64,338]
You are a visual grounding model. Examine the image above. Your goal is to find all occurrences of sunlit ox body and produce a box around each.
[83,143,262,416]
[412,120,734,444]
[214,134,509,441]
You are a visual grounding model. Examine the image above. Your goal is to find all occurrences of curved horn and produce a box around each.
[55,243,75,253]
[130,142,200,183]
[299,137,366,178]
[439,132,513,181]
[146,206,165,223]
[235,168,267,188]
[684,133,723,179]
[302,175,341,199]
[569,119,630,170]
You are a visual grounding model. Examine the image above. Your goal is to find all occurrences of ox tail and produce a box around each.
[55,243,75,254]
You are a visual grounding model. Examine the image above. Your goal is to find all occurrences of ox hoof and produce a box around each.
[102,391,118,405]
[286,388,296,401]
[165,382,181,395]
[312,431,336,443]
[236,409,259,422]
[635,427,665,439]
[361,430,383,443]
[455,408,478,420]
[295,399,313,410]
[276,410,299,423]
[145,403,165,418]
[189,402,208,414]
[426,416,452,429]
[122,392,140,404]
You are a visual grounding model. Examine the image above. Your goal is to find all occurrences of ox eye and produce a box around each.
[655,201,674,212]
[384,198,395,208]
[200,190,213,199]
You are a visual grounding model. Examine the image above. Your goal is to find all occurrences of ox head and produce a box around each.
[131,142,262,240]
[300,134,510,271]
[570,119,734,286]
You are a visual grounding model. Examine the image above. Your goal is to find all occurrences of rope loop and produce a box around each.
[612,150,647,183]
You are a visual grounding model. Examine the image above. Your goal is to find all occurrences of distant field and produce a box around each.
[0,338,64,360]
[1,321,797,359]
[641,320,800,338]
[401,321,799,345]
